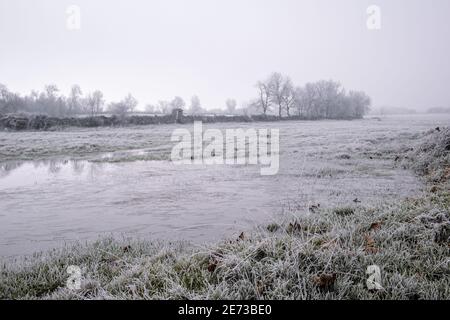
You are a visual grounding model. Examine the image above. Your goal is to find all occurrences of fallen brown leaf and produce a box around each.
[207,259,218,273]
[369,222,382,231]
[313,273,336,291]
[364,234,378,254]
[256,280,265,295]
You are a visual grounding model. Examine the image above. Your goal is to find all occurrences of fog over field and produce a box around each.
[0,0,449,302]
[1,0,450,111]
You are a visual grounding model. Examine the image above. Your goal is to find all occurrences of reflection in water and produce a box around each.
[0,159,113,191]
[0,162,23,178]
[0,159,104,190]
[1,159,85,176]
[1,157,292,257]
[0,152,422,257]
[72,160,85,175]
[0,148,153,185]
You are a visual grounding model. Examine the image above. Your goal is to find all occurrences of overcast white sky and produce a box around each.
[1,0,449,110]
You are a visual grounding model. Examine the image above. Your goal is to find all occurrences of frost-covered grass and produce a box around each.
[1,187,449,300]
[0,114,448,163]
[0,125,176,162]
[401,127,450,183]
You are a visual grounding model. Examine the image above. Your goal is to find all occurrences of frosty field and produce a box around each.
[1,114,449,300]
[0,114,449,258]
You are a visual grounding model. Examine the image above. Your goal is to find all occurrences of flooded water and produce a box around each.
[1,114,449,257]
[1,158,307,256]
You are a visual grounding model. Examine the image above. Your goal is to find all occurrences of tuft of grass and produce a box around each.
[266,223,280,233]
[402,127,450,182]
[333,207,355,216]
[336,154,351,160]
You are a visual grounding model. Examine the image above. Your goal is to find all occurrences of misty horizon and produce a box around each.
[1,0,450,111]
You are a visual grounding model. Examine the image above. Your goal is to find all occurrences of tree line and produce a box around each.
[0,83,140,117]
[250,73,371,119]
[1,73,371,119]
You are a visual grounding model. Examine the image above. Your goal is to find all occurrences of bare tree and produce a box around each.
[109,93,138,117]
[268,72,285,117]
[0,84,14,114]
[297,82,320,118]
[170,96,185,110]
[293,86,306,116]
[280,78,295,117]
[347,90,371,118]
[124,93,138,113]
[39,84,67,116]
[86,90,104,117]
[0,84,12,105]
[293,80,370,119]
[67,85,83,115]
[0,84,9,100]
[145,104,156,114]
[0,84,27,114]
[44,84,59,101]
[312,80,344,118]
[157,100,171,114]
[264,73,298,117]
[255,80,271,115]
[225,98,237,114]
[189,95,202,114]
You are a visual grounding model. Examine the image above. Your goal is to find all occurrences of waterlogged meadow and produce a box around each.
[0,114,449,257]
[0,114,449,300]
